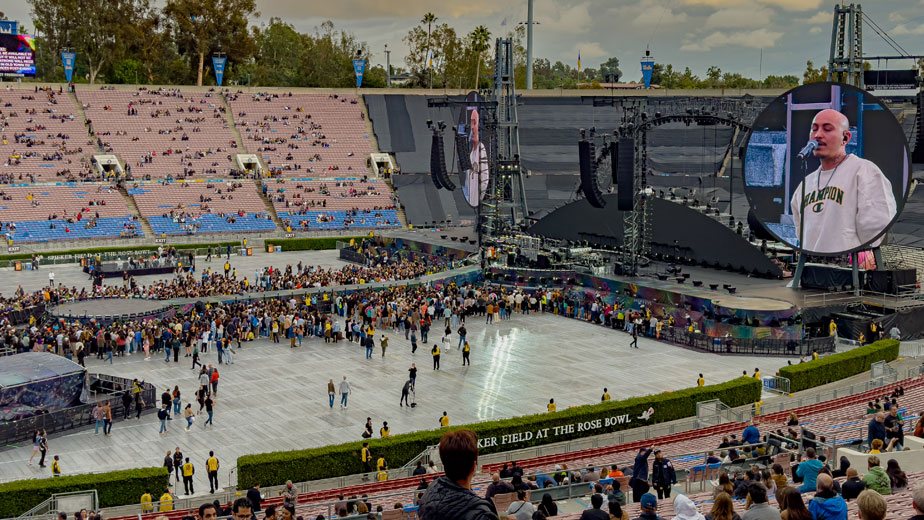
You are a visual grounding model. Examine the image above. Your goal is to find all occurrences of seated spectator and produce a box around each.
[885,459,908,493]
[485,473,513,501]
[910,484,924,520]
[609,465,624,477]
[855,490,886,520]
[674,494,705,520]
[742,483,781,520]
[714,472,735,498]
[631,493,659,520]
[584,467,600,482]
[861,456,891,496]
[536,493,557,518]
[817,466,841,495]
[578,492,608,520]
[742,419,760,445]
[796,448,823,493]
[705,451,722,464]
[607,480,626,506]
[417,429,498,520]
[608,499,628,520]
[841,468,866,501]
[734,471,756,499]
[869,439,884,454]
[808,474,846,520]
[771,464,789,491]
[505,489,534,520]
[778,486,811,520]
[535,472,556,489]
[706,492,741,520]
[831,457,850,479]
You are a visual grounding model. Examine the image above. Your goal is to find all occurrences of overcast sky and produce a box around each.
[6,0,924,81]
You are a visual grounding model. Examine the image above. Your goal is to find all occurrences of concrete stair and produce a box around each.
[118,186,155,238]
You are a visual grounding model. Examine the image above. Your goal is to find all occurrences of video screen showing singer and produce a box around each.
[463,108,489,207]
[789,109,897,254]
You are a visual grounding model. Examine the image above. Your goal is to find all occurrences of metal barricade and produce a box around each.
[762,376,791,395]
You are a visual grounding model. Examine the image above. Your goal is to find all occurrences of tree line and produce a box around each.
[22,1,853,90]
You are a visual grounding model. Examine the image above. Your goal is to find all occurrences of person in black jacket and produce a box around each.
[246,484,263,512]
[418,429,498,520]
[630,447,653,503]
[650,450,677,500]
[841,468,867,501]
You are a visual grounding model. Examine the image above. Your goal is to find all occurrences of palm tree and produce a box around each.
[470,26,491,90]
[421,12,438,88]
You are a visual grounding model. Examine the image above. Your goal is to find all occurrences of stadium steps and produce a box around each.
[382,177,408,227]
[255,180,286,231]
[118,186,155,237]
[68,90,99,151]
[219,93,245,149]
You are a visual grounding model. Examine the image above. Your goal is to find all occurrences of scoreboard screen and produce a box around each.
[0,34,36,77]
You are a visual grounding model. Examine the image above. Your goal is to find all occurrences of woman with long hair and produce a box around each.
[607,499,626,520]
[705,492,740,520]
[778,486,811,520]
[538,493,558,517]
[885,459,908,492]
[713,472,735,498]
[832,456,850,478]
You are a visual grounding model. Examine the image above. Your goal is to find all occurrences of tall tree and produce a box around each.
[469,25,490,90]
[803,60,827,84]
[598,57,622,82]
[30,0,137,84]
[420,12,437,88]
[164,0,258,86]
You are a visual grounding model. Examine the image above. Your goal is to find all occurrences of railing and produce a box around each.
[401,445,439,470]
[762,376,792,395]
[870,360,899,387]
[17,490,98,519]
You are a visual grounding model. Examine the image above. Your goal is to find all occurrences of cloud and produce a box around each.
[681,0,822,9]
[892,23,924,35]
[535,0,594,34]
[631,4,689,27]
[802,11,830,24]
[572,42,607,61]
[809,26,823,34]
[704,6,773,28]
[254,0,503,20]
[680,28,783,51]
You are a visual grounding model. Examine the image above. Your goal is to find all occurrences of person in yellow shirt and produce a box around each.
[206,451,220,493]
[858,333,866,346]
[181,457,195,495]
[829,319,838,338]
[547,399,556,412]
[158,489,174,512]
[361,442,372,474]
[380,421,390,438]
[869,438,883,454]
[601,388,611,401]
[140,490,153,513]
[51,455,62,476]
[432,344,440,370]
[753,368,761,379]
[439,411,449,427]
[697,374,705,387]
[812,350,819,360]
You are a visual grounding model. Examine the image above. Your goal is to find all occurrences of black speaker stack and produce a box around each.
[616,137,634,211]
[430,132,455,190]
[579,138,605,208]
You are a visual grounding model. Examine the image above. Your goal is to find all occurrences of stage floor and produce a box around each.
[0,306,789,495]
[50,298,168,317]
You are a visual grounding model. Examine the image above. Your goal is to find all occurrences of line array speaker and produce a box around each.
[579,140,605,208]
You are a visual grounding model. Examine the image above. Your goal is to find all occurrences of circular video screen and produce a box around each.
[458,91,489,207]
[742,82,910,255]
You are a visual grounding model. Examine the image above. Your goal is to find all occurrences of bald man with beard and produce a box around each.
[790,109,897,253]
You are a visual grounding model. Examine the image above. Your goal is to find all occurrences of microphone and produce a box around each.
[797,139,818,159]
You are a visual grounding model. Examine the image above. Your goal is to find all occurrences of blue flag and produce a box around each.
[353,58,367,88]
[641,56,654,89]
[61,52,76,83]
[212,56,227,86]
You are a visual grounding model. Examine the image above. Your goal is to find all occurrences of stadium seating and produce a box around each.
[0,87,91,183]
[226,92,371,177]
[0,184,140,242]
[267,177,401,230]
[128,181,275,236]
[78,88,238,179]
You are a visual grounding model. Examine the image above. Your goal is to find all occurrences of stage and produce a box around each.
[48,298,175,323]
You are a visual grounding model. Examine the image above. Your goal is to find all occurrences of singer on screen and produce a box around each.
[463,108,489,207]
[789,109,897,253]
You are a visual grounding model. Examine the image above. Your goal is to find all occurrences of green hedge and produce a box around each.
[264,236,366,252]
[779,339,900,392]
[237,377,761,488]
[0,467,168,518]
